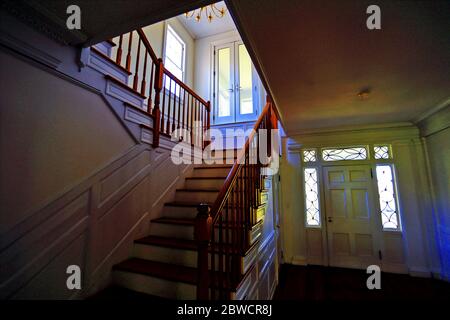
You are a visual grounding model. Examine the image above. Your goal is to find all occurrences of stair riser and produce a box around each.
[133,244,240,270]
[192,168,231,177]
[185,178,225,189]
[149,223,194,239]
[162,205,198,219]
[113,271,196,299]
[133,244,197,268]
[175,191,219,203]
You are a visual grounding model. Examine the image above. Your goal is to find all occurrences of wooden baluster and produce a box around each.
[218,213,224,299]
[190,96,194,145]
[225,186,231,290]
[172,83,178,133]
[126,31,133,72]
[116,34,123,65]
[181,89,187,140]
[196,100,200,147]
[205,101,211,148]
[141,50,148,96]
[161,75,167,133]
[211,220,216,300]
[152,59,163,147]
[147,62,154,113]
[176,87,182,133]
[167,80,173,135]
[133,39,141,91]
[195,204,211,300]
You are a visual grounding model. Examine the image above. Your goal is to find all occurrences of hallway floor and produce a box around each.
[274,264,450,301]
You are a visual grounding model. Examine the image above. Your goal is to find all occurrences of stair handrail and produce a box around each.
[105,28,210,148]
[194,98,277,299]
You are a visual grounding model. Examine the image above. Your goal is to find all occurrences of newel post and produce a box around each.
[152,58,164,147]
[195,203,212,300]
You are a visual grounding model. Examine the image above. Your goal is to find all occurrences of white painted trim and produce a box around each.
[105,78,145,109]
[413,96,450,124]
[0,30,61,69]
[89,49,130,84]
[124,106,153,127]
[288,122,414,137]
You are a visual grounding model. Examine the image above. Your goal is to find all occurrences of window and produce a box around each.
[374,145,391,159]
[304,168,321,226]
[164,25,185,90]
[375,165,401,230]
[302,149,317,162]
[322,147,367,161]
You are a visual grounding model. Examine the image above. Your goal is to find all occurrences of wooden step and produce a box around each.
[114,258,198,285]
[152,217,194,226]
[175,188,219,202]
[135,235,197,251]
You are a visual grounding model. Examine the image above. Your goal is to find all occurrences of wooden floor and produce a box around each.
[274,264,450,301]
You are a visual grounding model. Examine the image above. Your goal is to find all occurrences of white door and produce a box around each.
[323,165,381,269]
[214,41,259,124]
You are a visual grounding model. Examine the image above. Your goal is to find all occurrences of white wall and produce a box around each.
[110,17,196,89]
[418,105,450,281]
[279,123,437,277]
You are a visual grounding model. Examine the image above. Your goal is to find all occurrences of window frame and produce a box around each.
[300,143,402,233]
[163,23,186,84]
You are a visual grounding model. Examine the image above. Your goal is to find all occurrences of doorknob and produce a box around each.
[327,217,333,223]
[227,88,234,92]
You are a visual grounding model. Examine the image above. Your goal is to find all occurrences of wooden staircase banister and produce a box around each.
[195,98,277,300]
[209,101,271,224]
[97,28,210,148]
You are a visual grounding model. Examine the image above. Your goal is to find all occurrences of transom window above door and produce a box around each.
[214,41,261,124]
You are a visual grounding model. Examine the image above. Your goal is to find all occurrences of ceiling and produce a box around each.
[176,1,236,39]
[1,0,216,45]
[229,0,450,133]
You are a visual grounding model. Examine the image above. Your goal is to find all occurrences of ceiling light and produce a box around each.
[184,4,227,23]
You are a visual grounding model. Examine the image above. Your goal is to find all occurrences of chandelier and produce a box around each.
[184,4,226,23]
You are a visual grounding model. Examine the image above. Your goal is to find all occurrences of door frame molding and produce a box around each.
[300,144,406,271]
[210,37,261,125]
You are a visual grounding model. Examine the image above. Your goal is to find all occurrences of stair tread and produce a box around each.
[114,258,243,289]
[165,201,213,207]
[152,217,195,225]
[135,235,197,250]
[176,188,220,192]
[194,165,233,169]
[186,176,227,180]
[134,235,245,255]
[114,258,197,285]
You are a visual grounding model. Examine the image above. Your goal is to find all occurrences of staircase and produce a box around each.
[88,28,280,300]
[112,162,233,299]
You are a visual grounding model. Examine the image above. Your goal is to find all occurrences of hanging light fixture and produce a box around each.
[184,4,226,23]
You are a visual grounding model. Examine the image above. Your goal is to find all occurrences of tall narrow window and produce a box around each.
[375,165,401,230]
[304,168,321,226]
[164,25,185,90]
